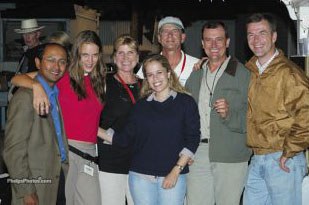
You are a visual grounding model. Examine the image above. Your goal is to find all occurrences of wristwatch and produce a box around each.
[175,164,184,171]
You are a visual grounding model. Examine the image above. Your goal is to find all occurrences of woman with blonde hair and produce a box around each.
[46,31,72,52]
[98,54,200,205]
[140,54,189,98]
[98,34,141,205]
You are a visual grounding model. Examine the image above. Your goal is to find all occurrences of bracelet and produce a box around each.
[175,164,184,171]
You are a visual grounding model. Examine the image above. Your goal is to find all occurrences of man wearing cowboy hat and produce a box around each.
[7,19,45,101]
[15,19,45,73]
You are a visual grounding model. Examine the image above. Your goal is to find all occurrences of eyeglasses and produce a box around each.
[43,57,67,67]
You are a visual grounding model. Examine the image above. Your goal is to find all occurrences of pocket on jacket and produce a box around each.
[220,88,241,108]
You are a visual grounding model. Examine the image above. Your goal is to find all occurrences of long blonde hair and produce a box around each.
[140,54,189,98]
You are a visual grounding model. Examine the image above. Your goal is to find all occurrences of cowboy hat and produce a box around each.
[14,19,45,34]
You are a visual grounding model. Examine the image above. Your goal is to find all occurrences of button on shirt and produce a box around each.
[199,56,230,140]
[36,74,67,161]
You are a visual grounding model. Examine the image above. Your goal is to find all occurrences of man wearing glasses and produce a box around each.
[185,21,251,205]
[3,43,69,205]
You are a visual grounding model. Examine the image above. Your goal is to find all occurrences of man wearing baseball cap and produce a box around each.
[15,19,45,74]
[137,16,198,86]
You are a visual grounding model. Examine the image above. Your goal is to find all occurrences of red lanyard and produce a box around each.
[179,54,186,78]
[116,74,140,104]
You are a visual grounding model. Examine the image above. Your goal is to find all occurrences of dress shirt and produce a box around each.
[36,74,67,161]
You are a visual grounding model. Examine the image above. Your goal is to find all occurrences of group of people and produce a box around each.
[2,12,309,205]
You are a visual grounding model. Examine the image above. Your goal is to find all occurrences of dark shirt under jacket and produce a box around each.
[98,73,142,174]
[10,45,41,99]
[18,45,41,74]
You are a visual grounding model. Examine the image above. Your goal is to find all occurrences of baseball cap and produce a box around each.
[158,16,184,31]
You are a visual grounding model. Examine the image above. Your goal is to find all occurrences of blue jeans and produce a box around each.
[128,171,186,205]
[243,151,307,205]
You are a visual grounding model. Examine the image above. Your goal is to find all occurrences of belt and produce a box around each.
[69,145,98,164]
[200,138,209,143]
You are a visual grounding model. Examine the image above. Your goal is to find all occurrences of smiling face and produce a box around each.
[35,44,67,86]
[145,60,171,96]
[202,26,230,64]
[79,42,99,74]
[247,19,277,64]
[158,24,186,51]
[114,44,139,73]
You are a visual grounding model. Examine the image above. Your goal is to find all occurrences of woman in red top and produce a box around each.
[11,30,106,205]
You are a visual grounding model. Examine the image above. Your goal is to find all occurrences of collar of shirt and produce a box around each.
[256,49,279,74]
[160,50,185,68]
[202,55,231,71]
[23,42,42,52]
[36,74,59,100]
[146,90,177,102]
[36,73,67,162]
[23,45,28,52]
[160,50,184,56]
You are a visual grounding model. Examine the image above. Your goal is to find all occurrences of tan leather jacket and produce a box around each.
[246,50,309,158]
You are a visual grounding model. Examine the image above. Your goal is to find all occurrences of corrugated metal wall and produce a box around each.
[100,21,130,45]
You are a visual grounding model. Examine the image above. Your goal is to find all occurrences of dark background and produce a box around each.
[0,0,297,63]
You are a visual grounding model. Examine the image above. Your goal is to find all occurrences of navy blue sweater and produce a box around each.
[113,92,200,176]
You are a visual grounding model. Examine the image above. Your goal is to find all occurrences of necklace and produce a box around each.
[116,73,140,104]
[205,62,224,107]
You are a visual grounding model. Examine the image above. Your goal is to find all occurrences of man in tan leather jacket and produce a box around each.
[243,13,309,205]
